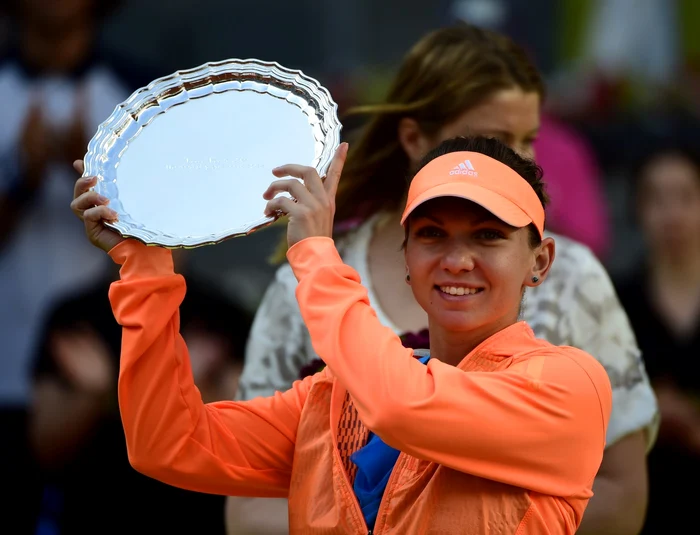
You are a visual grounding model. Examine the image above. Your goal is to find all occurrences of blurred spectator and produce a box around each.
[30,249,251,534]
[355,2,610,261]
[615,144,700,534]
[0,0,156,531]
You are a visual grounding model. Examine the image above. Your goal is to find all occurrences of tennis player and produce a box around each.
[69,135,611,534]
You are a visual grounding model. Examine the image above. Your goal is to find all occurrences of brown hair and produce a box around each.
[272,23,544,262]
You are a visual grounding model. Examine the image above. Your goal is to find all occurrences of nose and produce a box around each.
[439,241,476,274]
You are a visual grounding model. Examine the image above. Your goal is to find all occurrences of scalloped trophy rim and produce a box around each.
[82,58,342,249]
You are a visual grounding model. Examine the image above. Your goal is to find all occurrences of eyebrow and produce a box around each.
[413,214,444,225]
[472,213,500,224]
[413,212,503,226]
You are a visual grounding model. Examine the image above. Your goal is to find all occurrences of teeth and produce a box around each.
[440,286,480,295]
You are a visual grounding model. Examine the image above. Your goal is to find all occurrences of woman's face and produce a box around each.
[638,154,700,257]
[439,88,541,159]
[405,197,550,335]
[401,88,541,165]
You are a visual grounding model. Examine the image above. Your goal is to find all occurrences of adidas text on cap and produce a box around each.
[400,151,545,238]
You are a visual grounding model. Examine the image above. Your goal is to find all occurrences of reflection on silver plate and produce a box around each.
[83,58,342,248]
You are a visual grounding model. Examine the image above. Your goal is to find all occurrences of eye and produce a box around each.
[414,225,445,239]
[475,228,506,241]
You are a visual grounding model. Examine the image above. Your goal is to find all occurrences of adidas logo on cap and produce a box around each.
[449,159,478,177]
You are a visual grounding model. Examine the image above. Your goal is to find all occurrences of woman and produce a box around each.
[233,23,657,535]
[71,135,611,534]
[614,145,700,534]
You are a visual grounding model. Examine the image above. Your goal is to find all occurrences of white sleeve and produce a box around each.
[235,263,317,401]
[573,254,659,449]
[525,237,659,450]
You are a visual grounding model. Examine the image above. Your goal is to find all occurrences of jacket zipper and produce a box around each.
[371,453,407,534]
[331,446,368,534]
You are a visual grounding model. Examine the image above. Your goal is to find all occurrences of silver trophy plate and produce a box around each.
[83,58,342,248]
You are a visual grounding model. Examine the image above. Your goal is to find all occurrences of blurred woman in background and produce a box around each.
[615,144,700,534]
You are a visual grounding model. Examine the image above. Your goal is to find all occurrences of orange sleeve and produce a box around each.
[108,240,315,498]
[287,237,612,499]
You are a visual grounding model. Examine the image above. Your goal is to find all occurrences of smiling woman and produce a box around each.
[402,138,553,361]
[71,131,612,534]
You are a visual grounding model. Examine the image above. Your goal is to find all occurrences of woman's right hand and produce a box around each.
[70,160,125,252]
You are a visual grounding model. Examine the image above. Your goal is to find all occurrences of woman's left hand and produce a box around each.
[263,142,348,248]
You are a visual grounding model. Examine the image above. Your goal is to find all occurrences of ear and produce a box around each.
[403,245,412,285]
[398,117,433,167]
[524,237,555,287]
[404,250,411,285]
